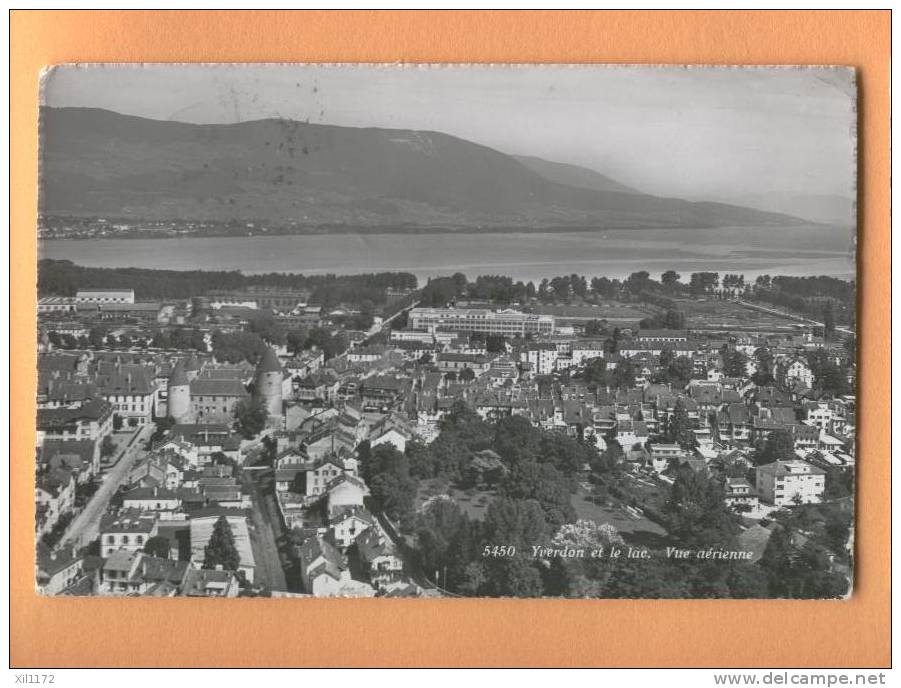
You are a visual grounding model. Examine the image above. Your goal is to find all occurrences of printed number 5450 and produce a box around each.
[482,545,516,558]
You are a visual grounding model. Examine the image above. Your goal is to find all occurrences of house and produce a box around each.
[167,424,233,462]
[180,567,241,598]
[649,443,688,473]
[782,358,815,389]
[359,375,408,410]
[717,403,754,446]
[36,399,113,445]
[755,460,826,506]
[570,340,606,366]
[355,527,405,592]
[724,478,760,511]
[99,550,189,596]
[437,353,491,377]
[298,534,376,597]
[36,543,82,595]
[519,343,558,376]
[295,371,340,404]
[34,467,76,535]
[329,505,376,548]
[326,474,370,518]
[369,413,414,454]
[189,378,250,424]
[152,437,200,467]
[122,486,182,513]
[99,511,159,557]
[615,420,649,450]
[298,534,347,596]
[94,364,158,428]
[292,456,347,498]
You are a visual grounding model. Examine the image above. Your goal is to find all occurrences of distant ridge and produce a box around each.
[513,154,639,195]
[39,106,806,231]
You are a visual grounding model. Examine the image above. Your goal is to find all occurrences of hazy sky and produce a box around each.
[42,64,856,201]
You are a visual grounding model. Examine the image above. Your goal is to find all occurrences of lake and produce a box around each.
[40,225,856,285]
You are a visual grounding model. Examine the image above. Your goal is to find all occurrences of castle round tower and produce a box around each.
[167,358,192,423]
[253,347,284,417]
[184,354,201,381]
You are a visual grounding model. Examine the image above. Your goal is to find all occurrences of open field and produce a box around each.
[676,297,805,333]
[571,484,667,546]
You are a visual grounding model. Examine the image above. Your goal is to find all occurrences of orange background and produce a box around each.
[10,10,891,668]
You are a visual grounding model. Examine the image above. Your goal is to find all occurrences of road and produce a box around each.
[241,469,289,592]
[335,299,422,362]
[61,423,155,550]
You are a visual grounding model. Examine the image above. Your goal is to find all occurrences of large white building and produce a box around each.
[409,307,554,337]
[75,289,135,304]
[755,460,826,506]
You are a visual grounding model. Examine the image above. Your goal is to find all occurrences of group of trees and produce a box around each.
[358,441,419,527]
[38,259,416,304]
[750,275,855,327]
[582,358,636,391]
[394,397,851,599]
[804,349,852,396]
[719,345,749,378]
[759,511,850,599]
[233,398,269,438]
[286,326,349,360]
[417,269,765,310]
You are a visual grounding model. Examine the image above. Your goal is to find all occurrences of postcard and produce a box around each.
[35,64,856,599]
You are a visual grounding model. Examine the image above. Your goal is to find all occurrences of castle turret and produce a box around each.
[253,347,284,418]
[167,358,192,423]
[185,354,201,381]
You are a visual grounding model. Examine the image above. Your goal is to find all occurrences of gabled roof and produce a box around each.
[190,378,249,397]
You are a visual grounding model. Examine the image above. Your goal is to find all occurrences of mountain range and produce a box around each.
[39,107,806,231]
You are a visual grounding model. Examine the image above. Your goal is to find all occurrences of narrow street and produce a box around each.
[61,423,155,550]
[242,469,296,592]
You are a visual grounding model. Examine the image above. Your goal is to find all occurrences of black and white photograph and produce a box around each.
[34,64,857,599]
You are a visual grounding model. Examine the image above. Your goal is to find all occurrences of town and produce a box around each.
[35,261,856,598]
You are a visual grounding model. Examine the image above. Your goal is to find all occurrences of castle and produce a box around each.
[167,348,284,425]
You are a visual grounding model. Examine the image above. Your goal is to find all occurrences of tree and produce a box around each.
[661,270,681,288]
[584,320,608,337]
[364,444,418,523]
[611,359,635,390]
[203,516,241,571]
[112,414,123,432]
[444,371,458,382]
[624,271,653,295]
[689,272,719,296]
[459,367,476,382]
[143,536,172,559]
[546,520,624,596]
[720,345,748,378]
[485,335,507,353]
[665,398,696,450]
[664,465,738,547]
[100,435,116,458]
[233,398,268,438]
[823,302,836,342]
[751,347,775,386]
[755,429,795,466]
[500,462,576,529]
[415,497,476,590]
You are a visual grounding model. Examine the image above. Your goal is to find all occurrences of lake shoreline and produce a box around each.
[40,221,832,242]
[39,225,856,284]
